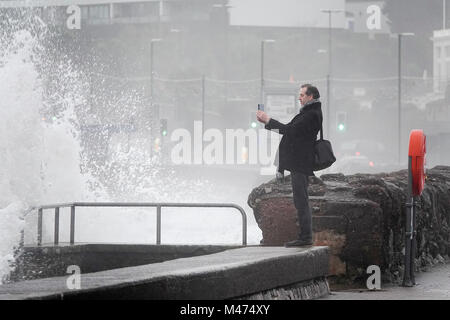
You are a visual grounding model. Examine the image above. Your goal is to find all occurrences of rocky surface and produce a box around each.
[248,166,450,284]
[239,277,330,300]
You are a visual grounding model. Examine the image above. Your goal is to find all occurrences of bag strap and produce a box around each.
[320,122,324,141]
[313,110,324,141]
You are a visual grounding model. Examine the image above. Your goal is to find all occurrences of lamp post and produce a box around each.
[212,3,232,112]
[150,38,162,156]
[150,38,162,103]
[444,0,447,29]
[396,33,415,164]
[260,39,275,104]
[321,9,343,139]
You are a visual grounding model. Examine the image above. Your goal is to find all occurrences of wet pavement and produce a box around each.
[322,263,450,300]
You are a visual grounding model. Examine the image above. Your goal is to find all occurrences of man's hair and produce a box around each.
[301,84,320,99]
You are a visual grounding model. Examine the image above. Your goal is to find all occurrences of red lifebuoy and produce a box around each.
[408,130,426,196]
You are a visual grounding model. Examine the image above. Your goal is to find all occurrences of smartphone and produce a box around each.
[258,104,264,112]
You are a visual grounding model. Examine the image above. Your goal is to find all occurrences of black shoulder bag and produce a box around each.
[313,123,336,171]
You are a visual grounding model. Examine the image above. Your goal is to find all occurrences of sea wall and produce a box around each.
[8,244,239,282]
[248,166,450,284]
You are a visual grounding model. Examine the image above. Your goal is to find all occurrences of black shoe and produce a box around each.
[284,239,313,247]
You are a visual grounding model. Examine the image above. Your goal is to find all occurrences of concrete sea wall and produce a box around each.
[0,246,330,300]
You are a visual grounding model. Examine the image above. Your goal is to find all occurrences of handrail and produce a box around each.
[35,202,247,246]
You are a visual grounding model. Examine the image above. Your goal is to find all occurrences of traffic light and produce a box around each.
[154,137,161,153]
[160,119,168,137]
[241,146,249,163]
[250,112,257,128]
[336,112,347,132]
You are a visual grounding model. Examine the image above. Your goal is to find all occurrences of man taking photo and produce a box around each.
[256,84,323,247]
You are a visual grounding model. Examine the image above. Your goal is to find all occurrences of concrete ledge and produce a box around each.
[1,246,329,300]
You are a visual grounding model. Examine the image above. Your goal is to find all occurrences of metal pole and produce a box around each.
[403,156,414,286]
[328,12,332,76]
[260,40,264,104]
[202,74,205,165]
[37,208,43,246]
[320,9,343,139]
[398,35,402,164]
[150,41,154,102]
[403,202,412,286]
[327,74,331,138]
[150,41,154,157]
[411,196,417,285]
[70,205,75,245]
[444,0,447,29]
[54,207,59,246]
[242,214,247,246]
[156,205,161,245]
[328,12,332,140]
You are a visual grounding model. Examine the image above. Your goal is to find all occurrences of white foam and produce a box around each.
[0,14,261,284]
[0,22,96,282]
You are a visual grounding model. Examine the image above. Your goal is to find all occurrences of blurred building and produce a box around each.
[432,29,450,92]
[0,0,230,27]
[229,0,346,29]
[426,28,450,165]
[2,0,445,168]
[345,1,390,34]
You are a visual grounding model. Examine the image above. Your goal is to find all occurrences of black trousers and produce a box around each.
[291,171,312,241]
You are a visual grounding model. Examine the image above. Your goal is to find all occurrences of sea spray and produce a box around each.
[0,10,259,282]
[0,13,98,282]
[0,202,28,283]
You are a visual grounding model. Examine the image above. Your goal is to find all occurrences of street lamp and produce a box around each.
[444,0,447,29]
[261,39,275,104]
[320,9,344,139]
[150,38,162,156]
[150,38,162,101]
[151,30,179,101]
[320,9,343,75]
[395,32,415,164]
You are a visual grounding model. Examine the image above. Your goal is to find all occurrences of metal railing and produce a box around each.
[36,202,247,246]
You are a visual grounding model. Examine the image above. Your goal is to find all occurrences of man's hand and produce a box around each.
[257,110,271,124]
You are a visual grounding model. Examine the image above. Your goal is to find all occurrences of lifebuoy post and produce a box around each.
[402,130,426,287]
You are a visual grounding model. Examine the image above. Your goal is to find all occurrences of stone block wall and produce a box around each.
[248,166,450,284]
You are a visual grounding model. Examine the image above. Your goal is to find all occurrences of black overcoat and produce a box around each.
[264,101,323,176]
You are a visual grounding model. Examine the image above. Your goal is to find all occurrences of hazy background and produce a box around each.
[0,0,449,256]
